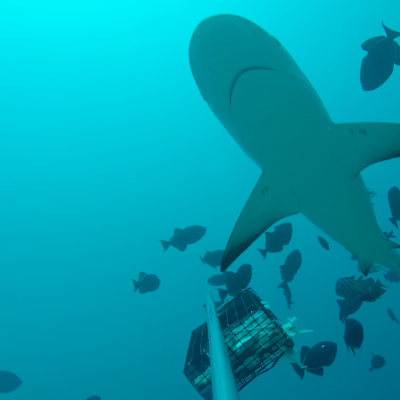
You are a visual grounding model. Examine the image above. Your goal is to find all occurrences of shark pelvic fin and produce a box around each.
[332,123,400,179]
[221,173,300,271]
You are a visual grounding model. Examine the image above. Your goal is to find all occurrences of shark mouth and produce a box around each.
[229,66,280,108]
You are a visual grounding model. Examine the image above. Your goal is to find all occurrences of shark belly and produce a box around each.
[189,15,400,273]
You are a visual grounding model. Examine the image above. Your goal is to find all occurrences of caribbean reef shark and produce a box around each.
[189,15,400,274]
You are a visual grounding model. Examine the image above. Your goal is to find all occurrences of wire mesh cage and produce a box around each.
[183,288,294,399]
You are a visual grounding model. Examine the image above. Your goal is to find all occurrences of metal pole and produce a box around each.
[205,293,240,400]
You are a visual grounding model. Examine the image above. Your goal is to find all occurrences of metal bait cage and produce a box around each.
[183,288,294,399]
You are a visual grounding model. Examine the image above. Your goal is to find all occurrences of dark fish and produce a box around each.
[293,342,337,377]
[335,276,361,298]
[278,280,294,309]
[355,277,386,302]
[360,23,400,91]
[383,270,400,283]
[280,249,302,283]
[337,297,363,323]
[0,371,22,394]
[207,271,235,286]
[317,236,329,250]
[131,272,160,294]
[388,186,400,229]
[217,264,252,300]
[87,397,101,400]
[344,319,364,355]
[257,222,292,259]
[370,353,386,371]
[384,231,396,239]
[387,307,399,323]
[290,363,305,380]
[335,276,386,301]
[200,249,224,268]
[160,225,206,251]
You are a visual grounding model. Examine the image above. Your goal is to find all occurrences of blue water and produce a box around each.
[0,1,399,399]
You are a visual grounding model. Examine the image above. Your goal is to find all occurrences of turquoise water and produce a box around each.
[0,1,399,399]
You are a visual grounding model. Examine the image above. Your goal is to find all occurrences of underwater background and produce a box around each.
[1,0,400,399]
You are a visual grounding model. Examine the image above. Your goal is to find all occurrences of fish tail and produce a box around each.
[131,279,139,292]
[389,217,398,229]
[159,240,170,251]
[369,367,374,372]
[200,256,205,265]
[257,248,268,259]
[383,23,400,40]
[218,288,229,302]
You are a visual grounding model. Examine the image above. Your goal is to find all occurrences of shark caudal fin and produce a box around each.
[383,23,400,41]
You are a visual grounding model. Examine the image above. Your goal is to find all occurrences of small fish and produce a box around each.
[160,225,206,251]
[0,371,22,394]
[370,353,386,371]
[383,269,400,283]
[335,276,386,301]
[291,342,337,379]
[384,231,396,239]
[200,249,224,268]
[344,319,364,355]
[387,307,399,323]
[354,277,386,302]
[257,222,292,259]
[131,272,160,294]
[388,186,400,229]
[278,280,294,309]
[207,271,235,287]
[360,23,400,91]
[280,249,302,284]
[317,236,329,250]
[337,297,363,324]
[335,276,359,298]
[217,264,252,300]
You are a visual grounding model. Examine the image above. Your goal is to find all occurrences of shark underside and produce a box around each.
[189,15,400,275]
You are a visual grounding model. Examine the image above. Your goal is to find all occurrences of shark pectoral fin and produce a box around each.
[332,123,400,179]
[394,41,400,66]
[221,173,300,271]
[361,36,385,51]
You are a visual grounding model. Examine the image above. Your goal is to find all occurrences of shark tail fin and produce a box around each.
[200,256,205,265]
[159,240,170,251]
[383,23,400,40]
[389,217,398,229]
[131,279,139,292]
[257,248,268,259]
